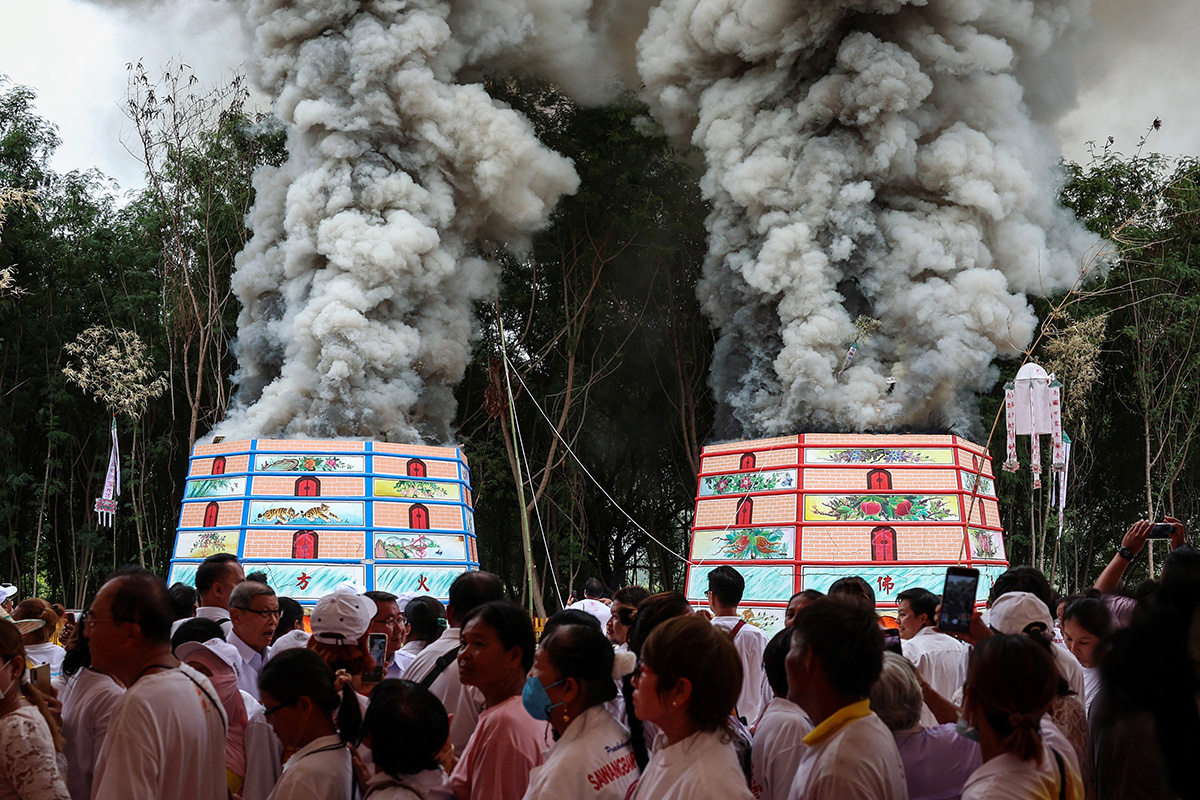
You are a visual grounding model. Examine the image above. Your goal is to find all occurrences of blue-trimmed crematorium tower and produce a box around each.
[168,439,478,603]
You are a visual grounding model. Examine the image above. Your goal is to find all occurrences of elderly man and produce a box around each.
[89,567,227,800]
[228,580,278,700]
[364,589,407,680]
[787,597,907,799]
[194,553,244,636]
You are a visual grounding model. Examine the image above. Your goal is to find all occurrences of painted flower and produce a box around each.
[302,458,318,471]
[739,475,753,490]
[715,477,730,492]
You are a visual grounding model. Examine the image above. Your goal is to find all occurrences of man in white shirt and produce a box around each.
[194,553,244,637]
[787,597,908,799]
[364,590,407,680]
[706,565,771,723]
[567,578,612,630]
[403,570,502,751]
[88,567,228,800]
[228,580,278,700]
[897,586,966,724]
[752,628,812,800]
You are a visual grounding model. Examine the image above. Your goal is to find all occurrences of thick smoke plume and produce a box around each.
[213,0,616,443]
[636,0,1107,438]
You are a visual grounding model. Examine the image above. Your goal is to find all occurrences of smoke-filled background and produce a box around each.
[7,0,1165,443]
[636,0,1107,438]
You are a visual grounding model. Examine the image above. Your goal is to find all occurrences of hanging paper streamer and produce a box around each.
[836,316,882,377]
[1050,433,1072,539]
[93,417,120,527]
[1002,363,1066,489]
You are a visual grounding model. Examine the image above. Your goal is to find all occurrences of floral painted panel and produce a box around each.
[968,528,1006,560]
[174,530,239,559]
[804,494,961,523]
[254,455,364,472]
[373,478,460,501]
[249,500,365,527]
[691,527,795,560]
[700,469,797,496]
[373,533,467,561]
[185,477,247,499]
[685,564,795,603]
[804,448,954,465]
[961,472,996,497]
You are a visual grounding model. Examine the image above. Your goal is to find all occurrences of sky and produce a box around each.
[0,0,1197,195]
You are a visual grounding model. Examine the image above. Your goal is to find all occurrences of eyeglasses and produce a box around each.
[234,606,282,619]
[262,701,295,717]
[80,610,121,629]
[375,616,403,628]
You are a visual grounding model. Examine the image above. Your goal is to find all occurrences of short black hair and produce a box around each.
[763,628,791,697]
[195,553,240,594]
[259,647,362,744]
[447,571,503,624]
[896,587,938,622]
[543,608,601,638]
[1063,597,1112,639]
[791,597,883,699]
[363,680,449,777]
[541,624,618,706]
[613,586,650,608]
[990,566,1057,619]
[364,590,398,607]
[105,567,174,645]
[167,582,198,621]
[583,578,605,598]
[271,597,305,644]
[828,576,876,608]
[706,565,745,607]
[245,571,270,585]
[404,597,446,644]
[460,601,536,672]
[171,618,226,651]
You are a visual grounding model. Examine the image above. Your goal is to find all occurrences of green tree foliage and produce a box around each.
[989,144,1200,592]
[0,76,283,604]
[456,79,713,607]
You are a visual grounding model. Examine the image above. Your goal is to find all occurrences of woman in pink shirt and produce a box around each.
[451,602,551,800]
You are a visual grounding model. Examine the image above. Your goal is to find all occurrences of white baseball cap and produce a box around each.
[987,591,1055,639]
[334,580,367,595]
[175,638,243,678]
[267,629,311,660]
[0,584,17,603]
[311,593,376,645]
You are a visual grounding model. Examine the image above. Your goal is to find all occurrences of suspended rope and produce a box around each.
[505,357,693,566]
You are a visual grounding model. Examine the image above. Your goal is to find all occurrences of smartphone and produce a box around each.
[1147,522,1175,539]
[882,628,903,655]
[937,566,980,635]
[64,611,76,625]
[30,662,51,695]
[363,633,388,683]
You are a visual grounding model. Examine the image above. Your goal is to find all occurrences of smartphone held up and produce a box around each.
[937,566,980,635]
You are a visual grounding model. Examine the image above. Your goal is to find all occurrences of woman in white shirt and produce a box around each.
[359,679,452,799]
[0,618,69,800]
[960,634,1083,800]
[522,623,639,799]
[1060,597,1110,713]
[257,648,362,800]
[631,615,753,800]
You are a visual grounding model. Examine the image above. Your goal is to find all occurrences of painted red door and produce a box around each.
[295,477,321,497]
[203,502,219,527]
[736,497,753,526]
[407,459,427,478]
[292,530,318,559]
[867,469,892,491]
[410,504,430,529]
[211,456,226,476]
[739,452,756,470]
[872,526,897,561]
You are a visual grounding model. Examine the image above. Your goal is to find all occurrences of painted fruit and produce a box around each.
[894,500,912,517]
[861,500,883,515]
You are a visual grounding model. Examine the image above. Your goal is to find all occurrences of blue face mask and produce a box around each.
[522,675,565,721]
[955,716,981,742]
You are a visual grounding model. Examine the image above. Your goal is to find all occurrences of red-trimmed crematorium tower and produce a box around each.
[684,433,1007,635]
[169,439,478,604]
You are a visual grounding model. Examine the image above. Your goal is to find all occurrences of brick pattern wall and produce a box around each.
[801,467,960,492]
[799,525,967,561]
[372,456,461,480]
[374,501,462,531]
[180,501,245,528]
[701,448,799,474]
[242,529,365,559]
[694,494,798,527]
[250,476,367,497]
[705,436,799,454]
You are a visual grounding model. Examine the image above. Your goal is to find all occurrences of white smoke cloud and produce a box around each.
[214,0,590,443]
[637,0,1109,438]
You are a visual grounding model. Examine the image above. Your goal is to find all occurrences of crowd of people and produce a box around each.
[0,517,1194,800]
